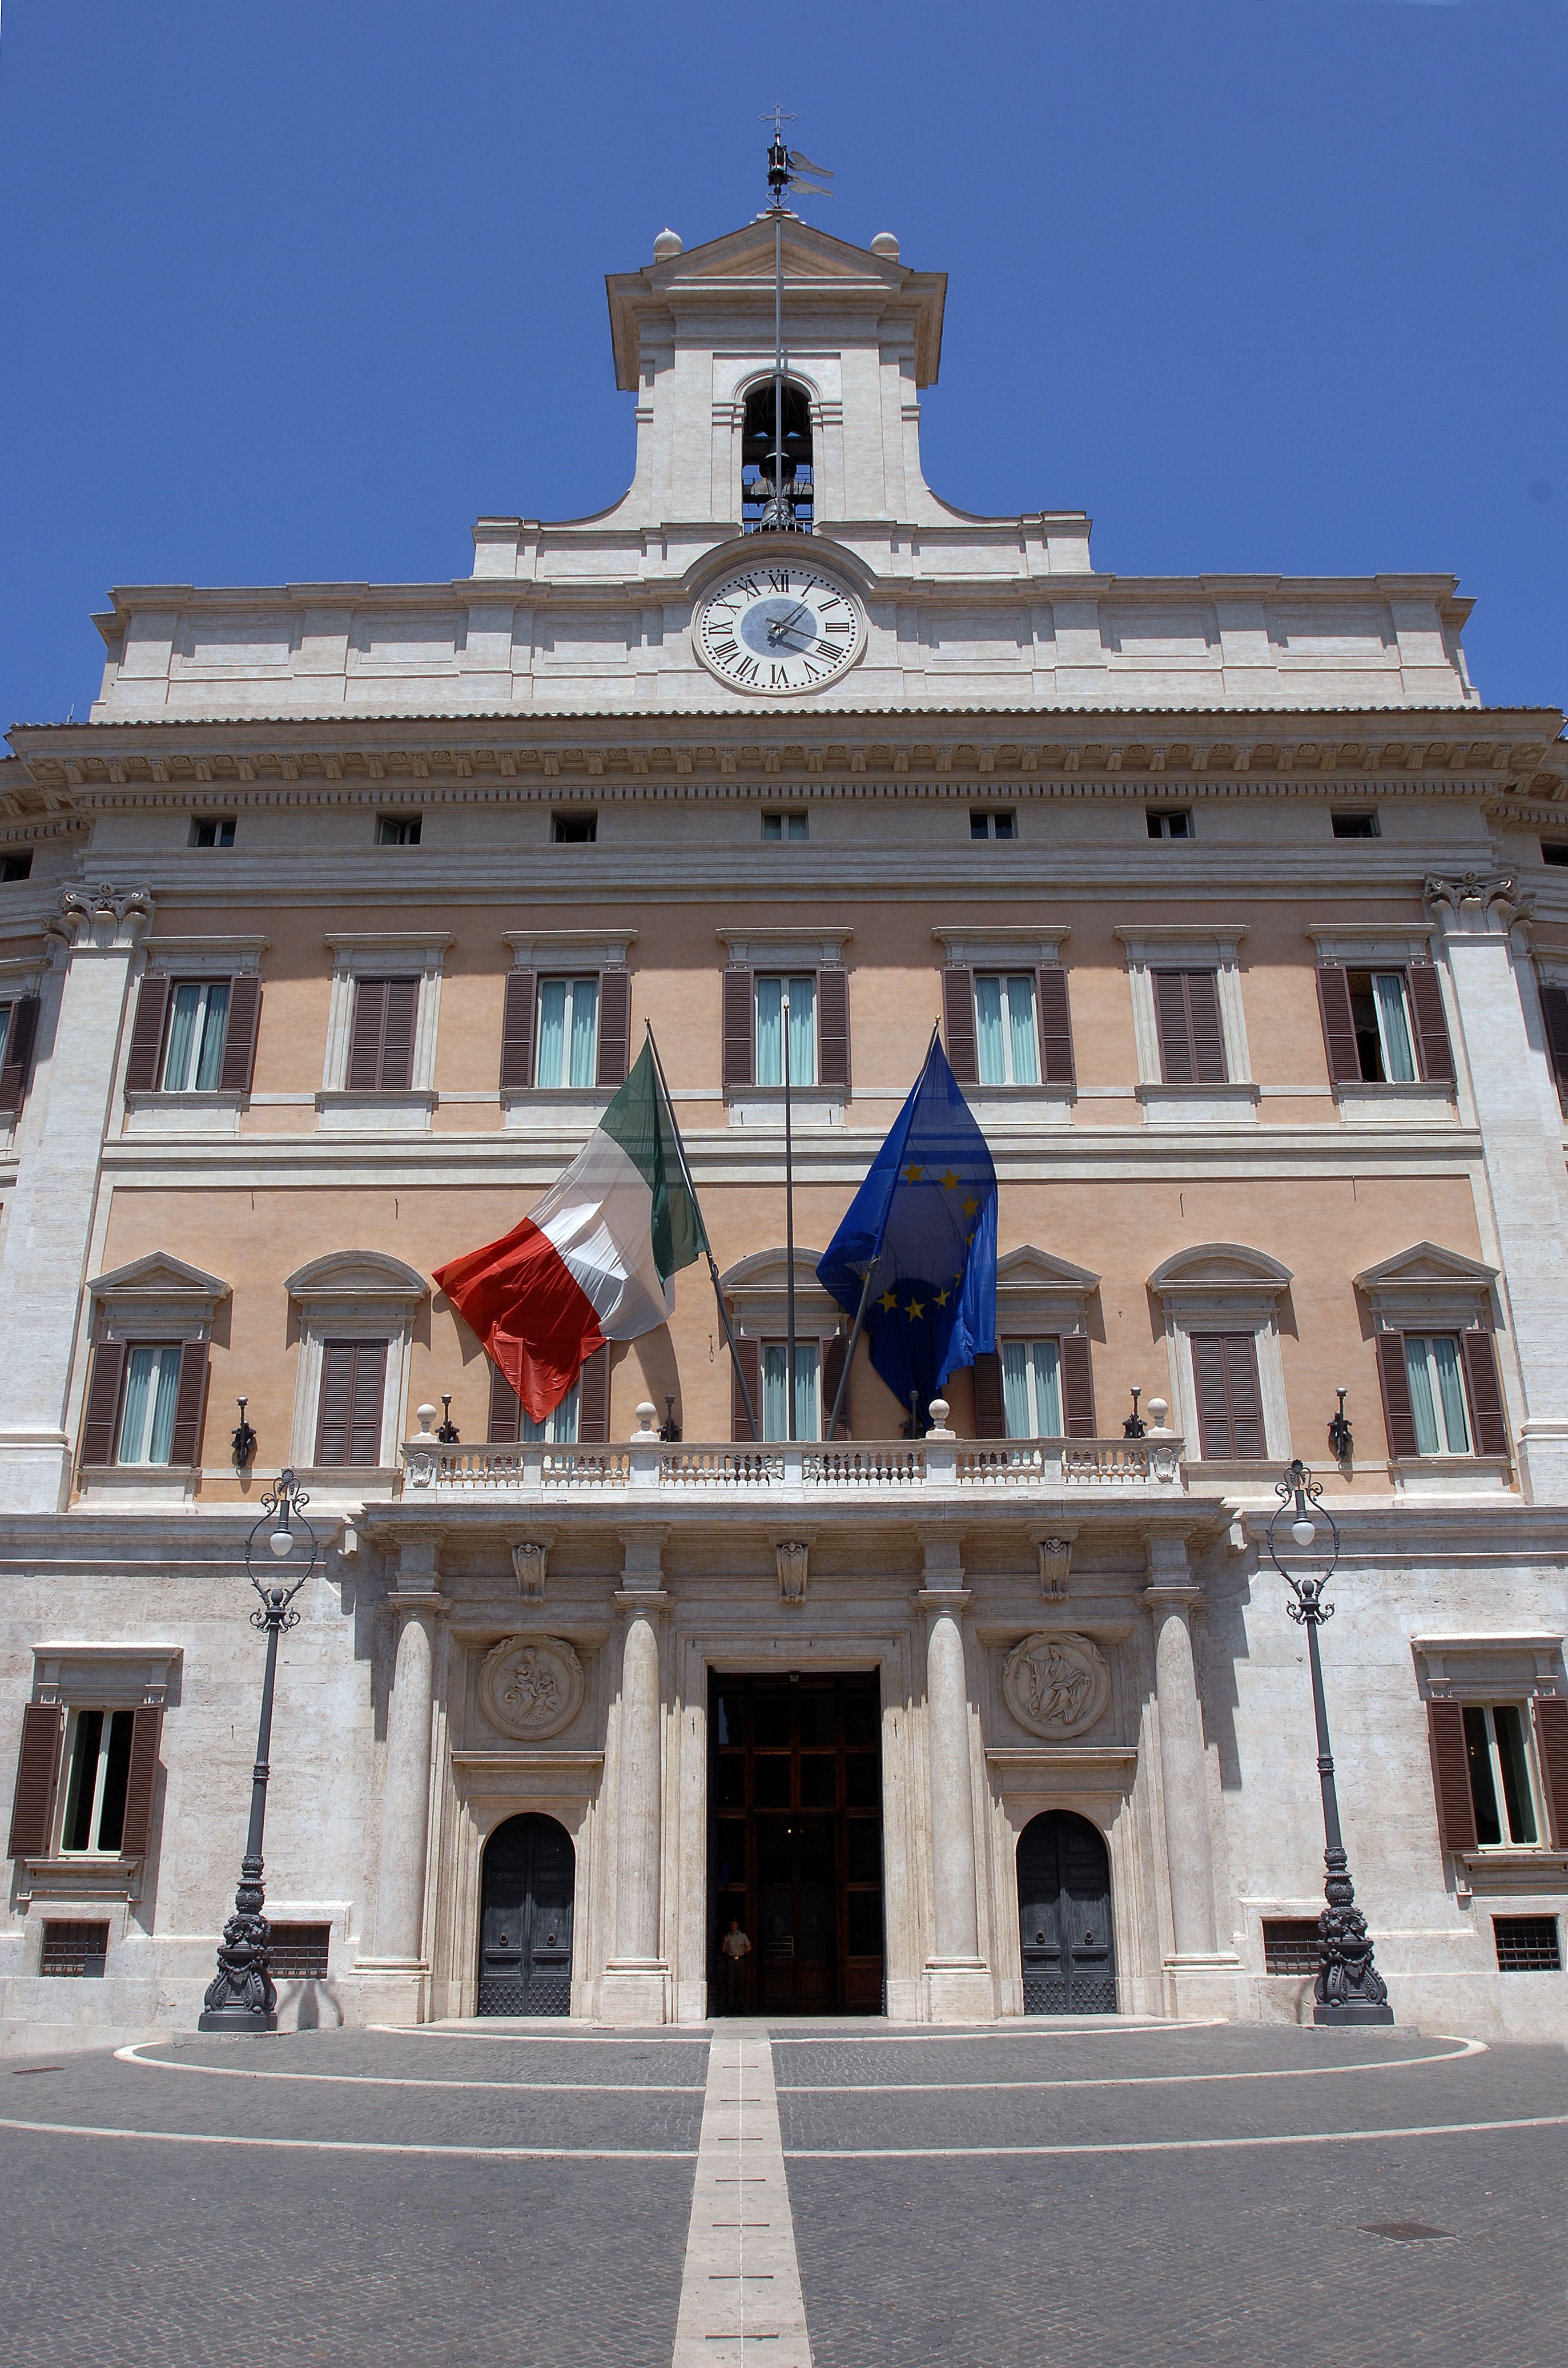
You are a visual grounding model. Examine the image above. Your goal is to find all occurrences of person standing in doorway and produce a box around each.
[719,1917,752,2013]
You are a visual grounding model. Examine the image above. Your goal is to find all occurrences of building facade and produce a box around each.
[2,214,1567,2051]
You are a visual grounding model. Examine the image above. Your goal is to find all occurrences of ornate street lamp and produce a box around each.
[198,1470,319,2033]
[1265,1460,1394,2026]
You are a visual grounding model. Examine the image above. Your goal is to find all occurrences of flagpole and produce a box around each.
[823,1024,939,1444]
[644,1024,761,1445]
[782,988,797,1442]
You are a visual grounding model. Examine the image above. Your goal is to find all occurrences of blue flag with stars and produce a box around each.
[817,1036,998,1422]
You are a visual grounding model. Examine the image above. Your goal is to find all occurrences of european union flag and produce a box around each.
[817,1036,998,1424]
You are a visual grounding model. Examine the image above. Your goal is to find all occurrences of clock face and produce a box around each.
[694,561,866,696]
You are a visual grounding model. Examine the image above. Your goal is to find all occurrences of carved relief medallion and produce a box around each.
[1002,1631,1111,1740]
[478,1634,585,1740]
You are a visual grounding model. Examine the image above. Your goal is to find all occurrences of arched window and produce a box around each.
[742,379,814,532]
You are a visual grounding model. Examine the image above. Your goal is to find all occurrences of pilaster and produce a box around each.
[600,1527,672,2025]
[917,1528,993,2023]
[353,1533,446,2026]
[1143,1533,1241,2018]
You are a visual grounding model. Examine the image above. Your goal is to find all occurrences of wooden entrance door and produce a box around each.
[1017,1810,1116,2013]
[477,1812,574,2016]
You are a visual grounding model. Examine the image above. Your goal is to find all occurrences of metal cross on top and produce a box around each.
[755,110,834,532]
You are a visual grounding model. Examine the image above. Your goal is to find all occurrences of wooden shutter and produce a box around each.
[124,974,170,1093]
[1035,967,1075,1088]
[1060,1332,1097,1438]
[1314,964,1361,1085]
[346,980,387,1091]
[1186,970,1227,1083]
[0,993,41,1113]
[822,1333,850,1438]
[1539,982,1568,1113]
[315,1342,356,1465]
[1375,1332,1420,1458]
[972,1350,1006,1438]
[1223,1334,1264,1458]
[218,974,261,1093]
[488,1359,521,1444]
[167,1341,210,1468]
[500,970,537,1091]
[722,966,754,1088]
[597,967,632,1087]
[348,1340,388,1464]
[79,1340,127,1468]
[817,965,851,1091]
[119,1707,163,1857]
[1460,1330,1509,1458]
[1406,962,1455,1084]
[7,1702,65,1859]
[731,1335,761,1441]
[1533,1695,1568,1849]
[379,978,418,1093]
[942,966,979,1085]
[1191,1332,1260,1458]
[577,1344,610,1444]
[1153,971,1195,1083]
[1427,1698,1478,1853]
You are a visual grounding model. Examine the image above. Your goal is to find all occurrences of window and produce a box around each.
[269,1923,332,1978]
[1191,1333,1265,1458]
[41,1920,108,1977]
[755,974,817,1087]
[1001,1340,1062,1438]
[975,974,1040,1085]
[552,811,597,843]
[520,1380,580,1445]
[0,990,42,1115]
[1153,970,1227,1084]
[1402,1334,1471,1456]
[1494,1916,1561,1972]
[762,811,809,841]
[0,1005,10,1068]
[761,1342,819,1441]
[376,815,421,846]
[970,810,1015,840]
[1332,810,1380,839]
[489,1348,608,1445]
[1263,1919,1322,1975]
[535,977,600,1089]
[1540,843,1568,869]
[1316,960,1453,1089]
[59,1710,136,1853]
[191,818,236,848]
[1462,1704,1539,1846]
[315,1340,389,1467]
[115,1345,184,1465]
[347,977,419,1093]
[1345,971,1418,1083]
[159,980,231,1092]
[1,850,34,882]
[1147,810,1191,840]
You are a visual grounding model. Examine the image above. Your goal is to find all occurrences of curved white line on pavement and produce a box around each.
[770,2020,1227,2045]
[785,2109,1568,2161]
[785,2037,1487,2094]
[0,2115,697,2162]
[367,2024,711,2044]
[113,2042,703,2094]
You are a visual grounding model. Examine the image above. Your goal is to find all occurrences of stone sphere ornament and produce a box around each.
[1002,1630,1111,1740]
[478,1633,585,1741]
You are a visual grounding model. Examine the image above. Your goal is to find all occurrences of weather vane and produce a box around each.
[755,110,834,530]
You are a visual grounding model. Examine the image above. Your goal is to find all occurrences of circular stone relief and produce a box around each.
[1002,1631,1111,1740]
[478,1634,585,1741]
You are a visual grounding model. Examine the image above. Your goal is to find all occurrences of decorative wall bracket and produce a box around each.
[510,1538,552,1603]
[1036,1536,1075,1601]
[774,1539,810,1606]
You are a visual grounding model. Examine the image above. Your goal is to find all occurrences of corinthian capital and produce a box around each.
[46,881,154,951]
[1423,871,1534,934]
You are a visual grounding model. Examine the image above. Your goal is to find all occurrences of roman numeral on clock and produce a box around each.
[710,638,740,664]
[767,569,791,593]
[734,656,759,684]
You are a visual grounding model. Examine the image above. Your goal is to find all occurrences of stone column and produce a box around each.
[600,1527,670,2024]
[1144,1533,1237,2015]
[0,883,152,1513]
[357,1538,444,2025]
[918,1530,992,2021]
[1428,875,1568,1503]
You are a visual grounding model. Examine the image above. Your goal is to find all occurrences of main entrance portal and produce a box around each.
[709,1672,884,2015]
[1017,1809,1116,2013]
[477,1812,575,2016]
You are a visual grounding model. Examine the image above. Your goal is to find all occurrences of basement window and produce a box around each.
[552,812,598,844]
[1493,1916,1561,1973]
[41,1920,109,1978]
[1262,1919,1322,1975]
[268,1923,332,1978]
[1332,810,1381,839]
[376,815,422,846]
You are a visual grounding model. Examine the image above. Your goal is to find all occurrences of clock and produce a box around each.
[694,560,866,696]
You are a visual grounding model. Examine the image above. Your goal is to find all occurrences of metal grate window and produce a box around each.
[268,1923,331,1979]
[41,1920,109,1977]
[1493,1916,1562,1973]
[1263,1918,1322,1975]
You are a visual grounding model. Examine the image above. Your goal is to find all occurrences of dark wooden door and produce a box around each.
[477,1812,574,2016]
[1018,1810,1116,2013]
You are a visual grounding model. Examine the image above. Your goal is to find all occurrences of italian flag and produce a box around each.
[434,1040,703,1423]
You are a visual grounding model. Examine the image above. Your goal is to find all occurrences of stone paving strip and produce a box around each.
[673,2023,813,2367]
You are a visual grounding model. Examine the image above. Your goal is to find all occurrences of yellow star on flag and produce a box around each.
[934,1288,950,1308]
[879,1289,899,1312]
[941,1170,960,1191]
[906,1298,925,1320]
[962,1195,978,1218]
[902,1162,925,1184]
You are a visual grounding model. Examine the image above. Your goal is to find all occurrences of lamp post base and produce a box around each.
[1313,1998,1395,2027]
[197,2005,278,2034]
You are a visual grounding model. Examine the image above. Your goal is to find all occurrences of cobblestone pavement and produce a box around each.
[1,2019,1563,2366]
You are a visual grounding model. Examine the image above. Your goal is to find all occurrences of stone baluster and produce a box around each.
[918,1530,992,2020]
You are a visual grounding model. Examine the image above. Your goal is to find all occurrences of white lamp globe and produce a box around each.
[1290,1515,1317,1549]
[268,1523,296,1558]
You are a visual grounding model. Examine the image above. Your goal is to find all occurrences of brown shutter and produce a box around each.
[167,1341,210,1468]
[973,1350,1006,1438]
[79,1340,127,1468]
[1533,1696,1568,1848]
[596,967,632,1087]
[1406,962,1455,1084]
[731,1334,761,1441]
[1060,1331,1097,1439]
[1187,970,1227,1084]
[7,1703,65,1859]
[488,1359,521,1444]
[500,970,536,1091]
[1427,1698,1479,1853]
[1539,982,1568,1113]
[822,1333,850,1438]
[1375,1330,1419,1458]
[1154,970,1195,1083]
[577,1344,610,1444]
[817,964,851,1092]
[1223,1334,1264,1458]
[346,979,386,1092]
[722,966,754,1089]
[1035,967,1075,1088]
[942,966,979,1085]
[315,1341,355,1464]
[1314,964,1361,1085]
[0,993,41,1113]
[218,974,261,1093]
[1460,1329,1509,1458]
[124,974,170,1093]
[118,1707,163,1857]
[1191,1333,1232,1458]
[379,978,418,1093]
[348,1340,388,1464]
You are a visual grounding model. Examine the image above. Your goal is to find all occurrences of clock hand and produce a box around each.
[766,603,811,644]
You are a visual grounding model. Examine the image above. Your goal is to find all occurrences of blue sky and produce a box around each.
[1,0,1563,725]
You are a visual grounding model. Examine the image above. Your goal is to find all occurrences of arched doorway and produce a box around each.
[1016,1810,1116,2014]
[477,1814,574,2016]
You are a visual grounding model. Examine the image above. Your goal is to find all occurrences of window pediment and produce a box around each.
[88,1252,230,1338]
[717,926,852,969]
[1148,1243,1293,1300]
[721,1247,839,1335]
[1354,1241,1498,1328]
[995,1245,1100,1330]
[287,1250,428,1313]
